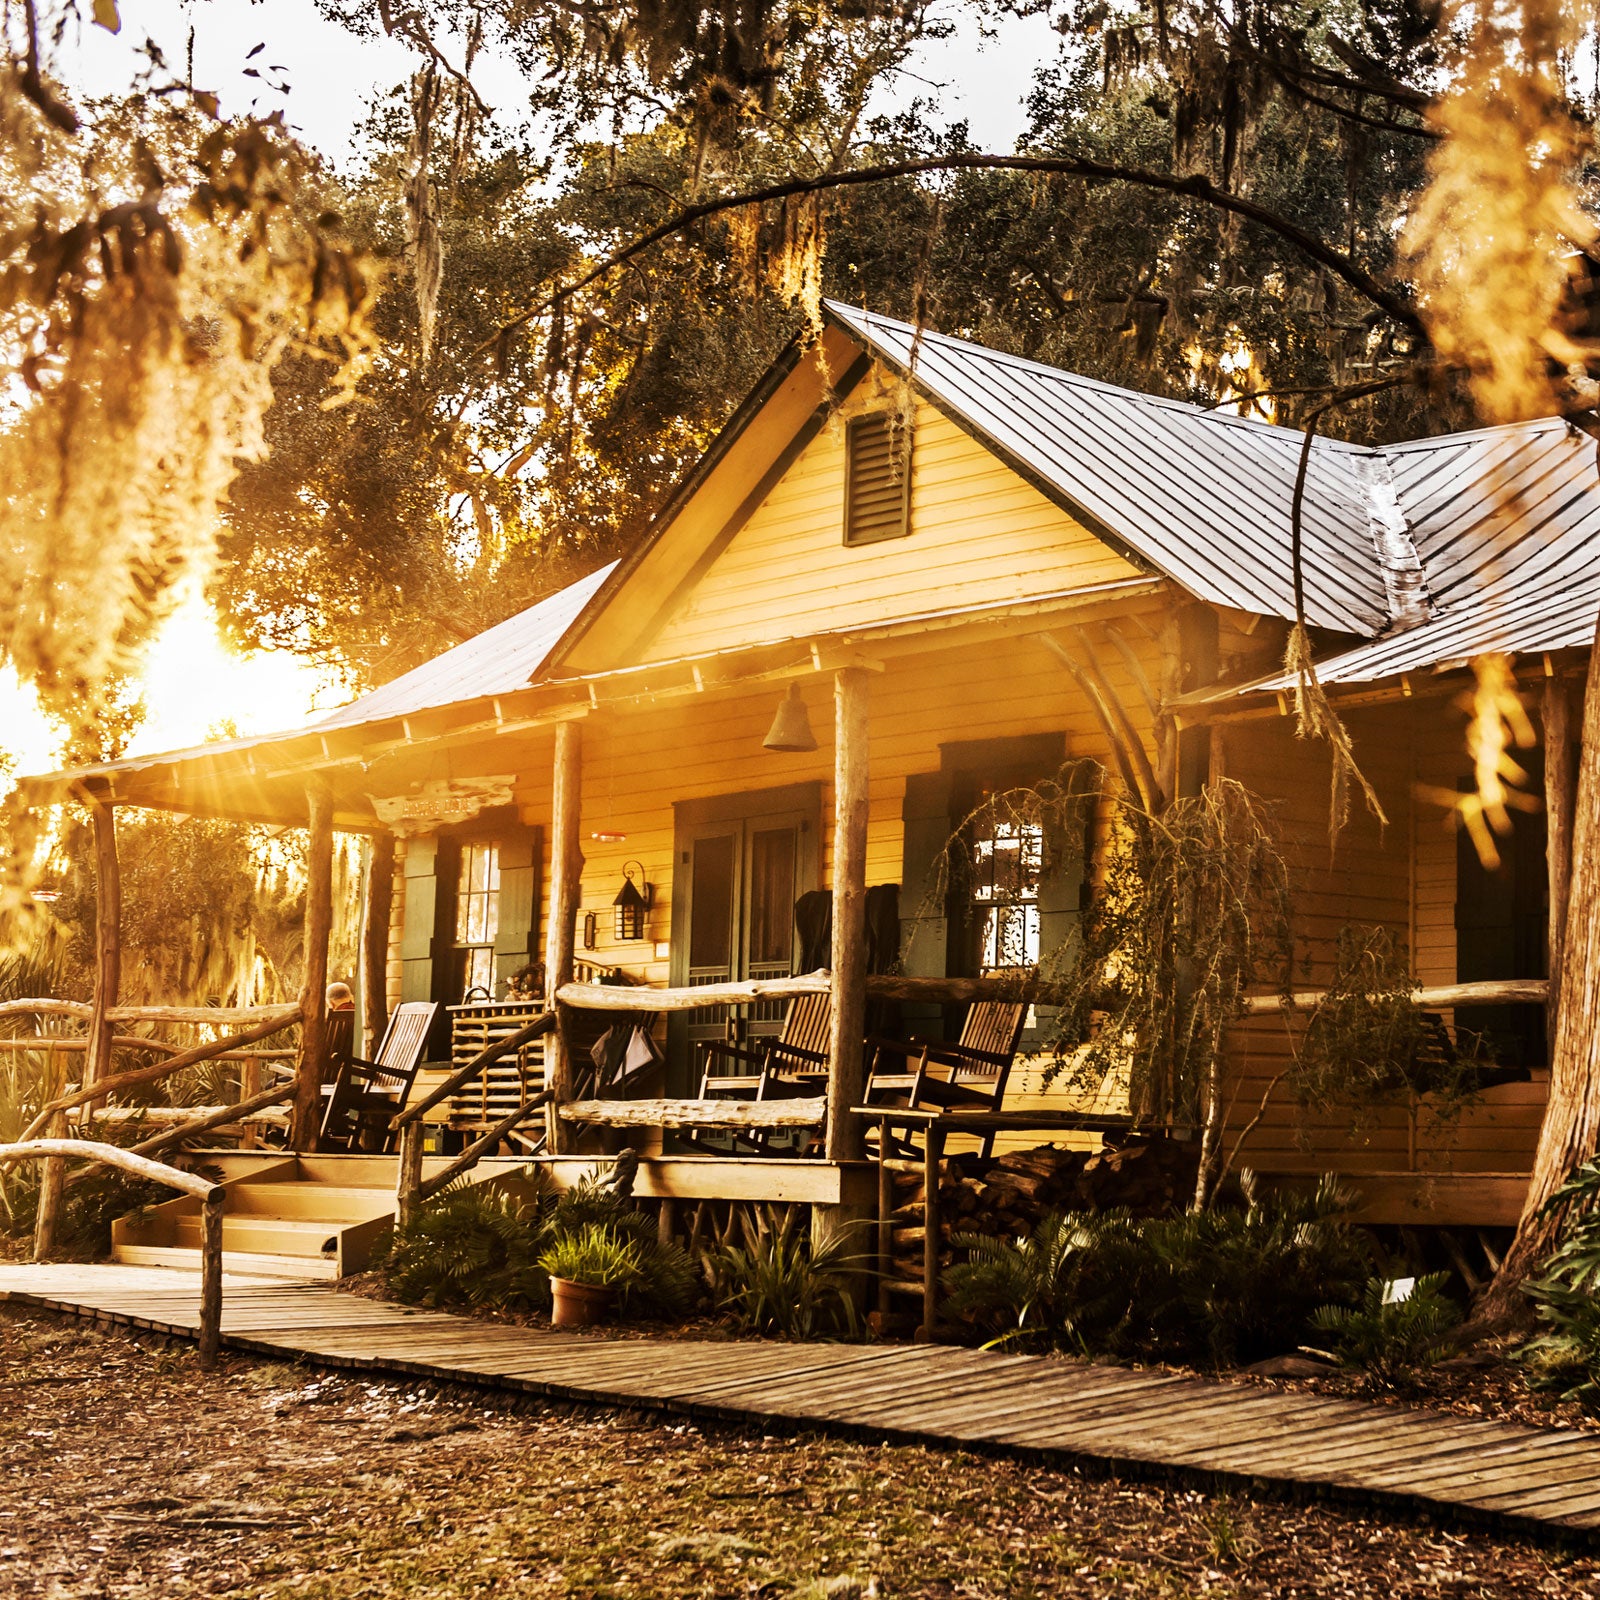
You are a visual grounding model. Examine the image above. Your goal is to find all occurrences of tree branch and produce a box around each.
[477,151,1424,366]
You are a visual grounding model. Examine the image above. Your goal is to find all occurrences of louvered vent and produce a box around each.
[844,412,909,546]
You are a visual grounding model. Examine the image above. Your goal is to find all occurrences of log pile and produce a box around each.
[885,1136,1200,1285]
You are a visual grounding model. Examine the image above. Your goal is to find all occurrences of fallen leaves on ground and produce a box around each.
[0,1310,1595,1598]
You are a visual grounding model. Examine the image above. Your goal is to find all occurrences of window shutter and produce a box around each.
[493,825,544,993]
[399,836,438,1003]
[844,413,909,546]
[900,771,954,1038]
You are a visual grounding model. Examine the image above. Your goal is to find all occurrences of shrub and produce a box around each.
[1308,1272,1461,1388]
[377,1183,551,1311]
[1518,1158,1600,1412]
[376,1168,697,1320]
[945,1174,1369,1367]
[711,1207,865,1339]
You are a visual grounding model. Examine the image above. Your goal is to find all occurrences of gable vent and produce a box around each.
[844,412,910,547]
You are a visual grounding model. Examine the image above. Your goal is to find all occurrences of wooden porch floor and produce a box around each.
[4,1262,1599,1540]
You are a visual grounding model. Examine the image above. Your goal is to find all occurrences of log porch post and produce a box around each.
[362,829,396,1056]
[291,777,334,1150]
[1544,674,1577,1055]
[824,667,870,1163]
[84,795,121,1098]
[544,719,584,1153]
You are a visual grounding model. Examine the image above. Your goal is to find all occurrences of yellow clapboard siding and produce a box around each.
[644,373,1141,660]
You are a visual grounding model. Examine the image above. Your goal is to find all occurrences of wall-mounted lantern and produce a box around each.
[762,683,817,752]
[614,861,653,940]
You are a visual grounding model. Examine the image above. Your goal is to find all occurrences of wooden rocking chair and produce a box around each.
[865,999,1028,1158]
[695,991,832,1154]
[319,1001,439,1153]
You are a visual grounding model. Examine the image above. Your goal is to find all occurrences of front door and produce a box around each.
[669,784,821,1092]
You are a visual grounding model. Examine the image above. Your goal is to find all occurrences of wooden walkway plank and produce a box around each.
[5,1263,1600,1541]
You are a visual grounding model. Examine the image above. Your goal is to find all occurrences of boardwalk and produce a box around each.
[4,1262,1599,1539]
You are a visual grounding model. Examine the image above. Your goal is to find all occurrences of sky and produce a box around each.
[2,2,1059,779]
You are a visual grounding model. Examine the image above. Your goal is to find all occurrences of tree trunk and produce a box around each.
[1475,637,1600,1327]
[291,778,334,1150]
[543,719,583,1154]
[1543,674,1577,1049]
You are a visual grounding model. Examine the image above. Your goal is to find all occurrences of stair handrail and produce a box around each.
[0,999,302,1026]
[390,1012,556,1229]
[0,1139,227,1367]
[399,1091,556,1226]
[391,1011,556,1130]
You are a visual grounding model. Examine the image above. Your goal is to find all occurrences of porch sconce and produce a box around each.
[614,861,653,941]
[582,911,599,951]
[762,683,817,753]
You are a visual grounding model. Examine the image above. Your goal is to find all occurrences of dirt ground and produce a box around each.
[3,1311,1599,1599]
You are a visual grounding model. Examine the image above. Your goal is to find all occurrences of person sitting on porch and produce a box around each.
[327,982,355,1011]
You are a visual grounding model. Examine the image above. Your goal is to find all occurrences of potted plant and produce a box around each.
[539,1223,645,1328]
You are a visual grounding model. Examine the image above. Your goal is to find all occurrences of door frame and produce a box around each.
[667,782,822,1090]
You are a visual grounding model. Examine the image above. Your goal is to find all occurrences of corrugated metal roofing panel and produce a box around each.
[312,563,616,731]
[824,301,1390,634]
[1245,578,1600,691]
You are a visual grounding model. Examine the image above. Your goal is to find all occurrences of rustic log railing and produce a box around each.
[0,1000,302,1027]
[558,973,1551,1016]
[1237,978,1549,1017]
[390,1012,556,1228]
[0,1141,227,1366]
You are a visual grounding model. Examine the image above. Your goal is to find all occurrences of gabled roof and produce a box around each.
[825,303,1392,636]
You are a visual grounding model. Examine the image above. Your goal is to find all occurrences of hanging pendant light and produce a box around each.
[762,683,818,752]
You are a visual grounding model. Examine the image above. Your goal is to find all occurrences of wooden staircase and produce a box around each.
[111,1153,426,1280]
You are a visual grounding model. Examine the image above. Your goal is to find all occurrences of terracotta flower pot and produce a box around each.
[549,1275,618,1328]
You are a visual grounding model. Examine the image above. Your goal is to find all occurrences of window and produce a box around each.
[455,840,500,998]
[968,817,1044,972]
[843,412,909,546]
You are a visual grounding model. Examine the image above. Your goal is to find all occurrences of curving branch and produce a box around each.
[477,150,1425,365]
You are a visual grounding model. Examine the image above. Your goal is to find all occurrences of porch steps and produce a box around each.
[108,1152,510,1280]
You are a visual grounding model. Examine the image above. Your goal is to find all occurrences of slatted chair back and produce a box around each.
[325,1008,356,1065]
[954,1000,1028,1080]
[375,1003,437,1078]
[778,992,832,1066]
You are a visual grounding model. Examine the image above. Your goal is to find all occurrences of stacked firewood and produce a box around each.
[884,1137,1199,1285]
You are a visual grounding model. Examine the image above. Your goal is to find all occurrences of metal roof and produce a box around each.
[312,563,616,732]
[825,304,1600,692]
[30,564,617,791]
[824,302,1391,635]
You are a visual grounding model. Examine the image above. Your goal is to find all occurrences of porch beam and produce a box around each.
[825,666,870,1163]
[544,720,584,1154]
[292,777,334,1149]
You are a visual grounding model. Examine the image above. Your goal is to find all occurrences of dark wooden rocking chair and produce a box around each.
[319,1000,439,1153]
[694,991,832,1154]
[865,999,1028,1158]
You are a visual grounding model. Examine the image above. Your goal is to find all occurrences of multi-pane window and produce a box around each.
[968,819,1043,972]
[455,840,500,998]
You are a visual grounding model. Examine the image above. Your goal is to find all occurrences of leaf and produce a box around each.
[92,0,120,34]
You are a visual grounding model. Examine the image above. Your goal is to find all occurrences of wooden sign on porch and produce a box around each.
[371,776,517,836]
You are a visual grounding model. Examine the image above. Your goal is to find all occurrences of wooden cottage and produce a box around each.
[20,301,1592,1271]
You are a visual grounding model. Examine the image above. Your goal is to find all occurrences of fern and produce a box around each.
[945,1176,1369,1366]
[1518,1158,1600,1411]
[1309,1273,1460,1389]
